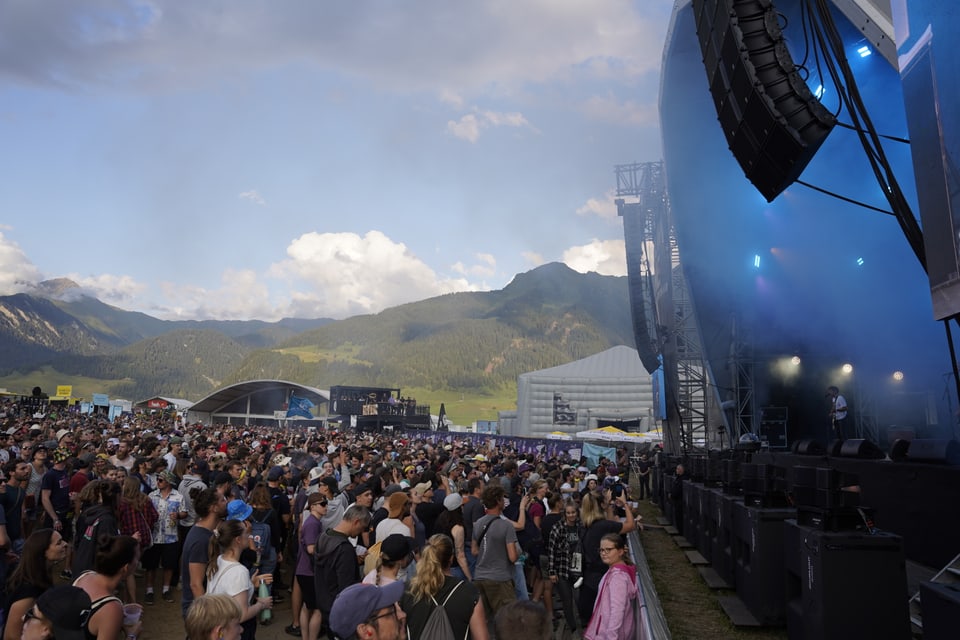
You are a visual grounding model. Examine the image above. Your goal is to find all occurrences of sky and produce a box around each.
[0,0,674,321]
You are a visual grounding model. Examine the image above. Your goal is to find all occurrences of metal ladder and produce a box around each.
[909,551,960,634]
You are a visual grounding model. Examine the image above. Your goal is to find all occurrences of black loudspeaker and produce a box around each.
[889,438,911,461]
[792,439,825,455]
[838,438,886,459]
[692,0,836,201]
[828,439,844,457]
[905,439,960,465]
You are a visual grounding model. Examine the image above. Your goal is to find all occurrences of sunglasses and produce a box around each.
[312,500,329,508]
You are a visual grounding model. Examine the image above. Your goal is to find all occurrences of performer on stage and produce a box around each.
[826,386,848,441]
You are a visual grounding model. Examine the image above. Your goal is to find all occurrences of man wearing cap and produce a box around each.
[22,584,95,640]
[329,582,405,640]
[163,436,184,471]
[144,470,188,604]
[295,492,328,640]
[40,447,74,579]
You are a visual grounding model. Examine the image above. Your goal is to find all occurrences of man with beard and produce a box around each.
[180,487,228,617]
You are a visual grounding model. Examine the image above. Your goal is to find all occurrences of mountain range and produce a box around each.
[0,263,635,417]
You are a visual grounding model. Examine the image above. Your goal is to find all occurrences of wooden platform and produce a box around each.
[717,595,763,627]
[672,536,694,548]
[698,566,732,589]
[664,525,679,535]
[657,516,671,526]
[684,549,709,565]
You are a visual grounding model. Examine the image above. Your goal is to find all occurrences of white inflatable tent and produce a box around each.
[501,345,656,438]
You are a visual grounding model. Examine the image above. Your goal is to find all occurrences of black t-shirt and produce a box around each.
[401,576,479,640]
[582,519,623,576]
[541,512,563,545]
[416,501,444,539]
[180,526,213,614]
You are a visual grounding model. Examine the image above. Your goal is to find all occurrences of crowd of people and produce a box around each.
[0,398,647,640]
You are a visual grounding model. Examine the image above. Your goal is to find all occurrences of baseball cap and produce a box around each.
[329,582,404,640]
[267,466,284,482]
[107,437,121,446]
[412,482,432,496]
[56,429,71,442]
[226,500,253,522]
[380,534,412,562]
[443,493,463,511]
[36,586,93,640]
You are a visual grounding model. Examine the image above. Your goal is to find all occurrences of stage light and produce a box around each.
[791,355,801,366]
[857,45,872,58]
[754,254,761,269]
[841,363,854,375]
[814,84,825,99]
[856,257,864,266]
[893,370,904,381]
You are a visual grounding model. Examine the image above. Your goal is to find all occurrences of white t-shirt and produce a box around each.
[375,518,411,542]
[207,557,253,602]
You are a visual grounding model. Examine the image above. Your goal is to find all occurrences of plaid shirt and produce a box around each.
[547,518,584,580]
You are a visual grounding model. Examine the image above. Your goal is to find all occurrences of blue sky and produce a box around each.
[0,0,673,320]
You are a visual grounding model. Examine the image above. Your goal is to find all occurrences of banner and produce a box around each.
[553,392,577,425]
[56,385,73,398]
[92,393,109,406]
[287,395,316,419]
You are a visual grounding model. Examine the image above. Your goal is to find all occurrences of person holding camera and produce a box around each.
[577,489,635,627]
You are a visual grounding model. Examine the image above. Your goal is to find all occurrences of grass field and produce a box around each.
[0,366,132,399]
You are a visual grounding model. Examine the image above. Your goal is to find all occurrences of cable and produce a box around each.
[795,180,895,216]
[834,121,910,144]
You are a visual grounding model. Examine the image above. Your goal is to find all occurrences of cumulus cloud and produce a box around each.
[563,239,627,276]
[239,190,267,206]
[451,253,497,278]
[268,230,486,318]
[65,273,147,307]
[157,269,276,321]
[581,92,658,126]
[0,232,42,295]
[447,109,534,143]
[576,190,619,221]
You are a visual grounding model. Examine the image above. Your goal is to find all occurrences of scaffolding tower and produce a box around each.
[616,161,724,452]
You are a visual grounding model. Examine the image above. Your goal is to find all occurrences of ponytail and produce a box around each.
[409,534,453,602]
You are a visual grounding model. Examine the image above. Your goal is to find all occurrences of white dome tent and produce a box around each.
[499,345,657,438]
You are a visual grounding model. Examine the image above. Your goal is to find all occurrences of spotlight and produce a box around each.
[857,45,872,58]
[893,371,904,381]
[814,84,825,99]
[791,356,801,366]
[841,363,854,375]
[856,257,864,266]
[754,254,761,269]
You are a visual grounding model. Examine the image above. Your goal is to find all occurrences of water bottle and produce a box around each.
[259,580,271,623]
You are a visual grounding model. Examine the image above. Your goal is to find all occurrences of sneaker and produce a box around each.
[284,624,300,637]
[59,570,73,580]
[145,592,155,605]
[162,590,174,603]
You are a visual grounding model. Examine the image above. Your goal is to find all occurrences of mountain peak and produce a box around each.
[36,278,82,298]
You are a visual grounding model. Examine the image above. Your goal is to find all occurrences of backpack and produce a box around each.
[410,580,464,640]
[250,509,273,567]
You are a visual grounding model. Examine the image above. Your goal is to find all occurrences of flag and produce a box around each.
[286,395,315,419]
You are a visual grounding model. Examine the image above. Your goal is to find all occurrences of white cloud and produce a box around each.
[581,92,658,126]
[0,232,42,295]
[563,239,627,276]
[157,269,275,321]
[65,273,147,307]
[447,108,535,143]
[268,230,486,318]
[522,251,546,267]
[451,253,497,278]
[239,190,267,206]
[439,89,464,109]
[576,190,619,221]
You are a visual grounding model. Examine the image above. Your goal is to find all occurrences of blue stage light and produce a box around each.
[857,45,871,58]
[856,257,864,266]
[754,254,761,269]
[814,84,825,99]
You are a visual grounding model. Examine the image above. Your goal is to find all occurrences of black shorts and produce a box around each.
[297,574,318,610]
[141,542,179,570]
[44,513,73,543]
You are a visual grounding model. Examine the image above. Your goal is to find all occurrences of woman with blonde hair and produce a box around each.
[577,489,636,629]
[584,533,639,640]
[400,534,488,640]
[185,593,243,640]
[206,519,273,640]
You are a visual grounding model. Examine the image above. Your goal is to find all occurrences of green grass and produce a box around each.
[387,386,518,425]
[0,366,134,400]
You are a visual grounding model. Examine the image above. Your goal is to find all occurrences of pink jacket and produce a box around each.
[584,563,639,640]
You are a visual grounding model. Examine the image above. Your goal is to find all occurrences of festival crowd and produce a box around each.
[0,397,647,640]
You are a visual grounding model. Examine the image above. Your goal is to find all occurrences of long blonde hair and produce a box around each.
[580,492,605,527]
[409,534,454,602]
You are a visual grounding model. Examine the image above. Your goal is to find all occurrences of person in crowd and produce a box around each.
[329,582,406,640]
[72,480,121,577]
[637,453,651,501]
[583,533,639,640]
[144,470,187,604]
[670,464,685,536]
[3,529,68,640]
[205,519,273,640]
[547,499,584,636]
[362,534,412,586]
[471,485,520,617]
[375,493,413,542]
[40,447,73,579]
[434,492,472,581]
[493,601,552,640]
[119,476,159,601]
[73,535,141,640]
[246,484,282,580]
[578,491,636,627]
[181,488,228,617]
[19,585,93,640]
[293,493,327,640]
[185,593,243,640]
[537,492,563,628]
[400,533,488,640]
[23,446,47,538]
[313,505,371,625]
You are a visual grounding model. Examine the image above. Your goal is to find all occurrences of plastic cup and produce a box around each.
[123,604,143,625]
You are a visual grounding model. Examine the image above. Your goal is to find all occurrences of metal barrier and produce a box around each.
[627,529,671,639]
